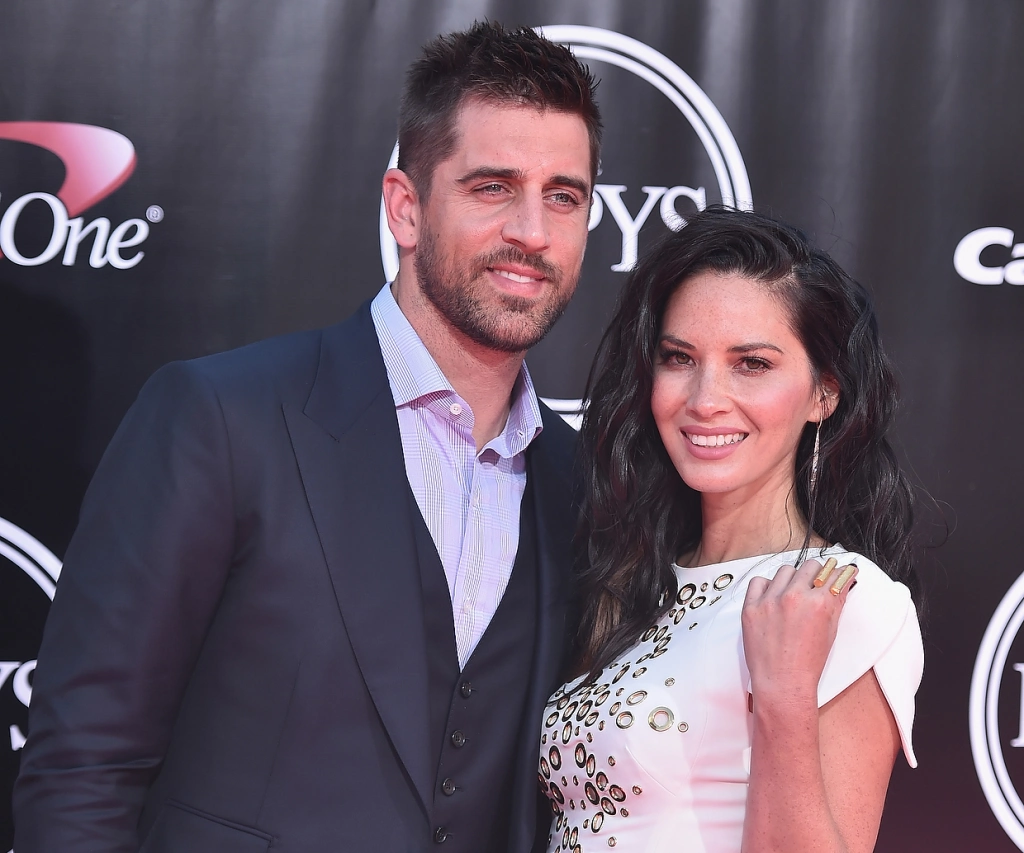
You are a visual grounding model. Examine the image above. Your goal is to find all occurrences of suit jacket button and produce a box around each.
[451,730,466,748]
[434,826,448,843]
[460,681,473,698]
[441,777,457,796]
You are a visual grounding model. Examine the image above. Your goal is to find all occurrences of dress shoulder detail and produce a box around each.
[813,550,923,766]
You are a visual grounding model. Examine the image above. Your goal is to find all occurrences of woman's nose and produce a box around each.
[686,367,731,418]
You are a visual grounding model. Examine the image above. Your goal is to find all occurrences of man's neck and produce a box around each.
[391,279,525,449]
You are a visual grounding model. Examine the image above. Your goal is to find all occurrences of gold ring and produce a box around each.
[829,564,857,596]
[812,557,838,588]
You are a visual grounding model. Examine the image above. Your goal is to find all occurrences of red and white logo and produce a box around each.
[0,121,160,268]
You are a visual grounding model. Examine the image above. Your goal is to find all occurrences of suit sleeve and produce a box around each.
[13,360,237,853]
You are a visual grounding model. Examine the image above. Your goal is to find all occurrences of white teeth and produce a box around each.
[688,432,745,447]
[494,269,538,283]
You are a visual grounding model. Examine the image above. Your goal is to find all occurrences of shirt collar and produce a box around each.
[371,282,451,406]
[370,283,544,453]
[489,368,543,458]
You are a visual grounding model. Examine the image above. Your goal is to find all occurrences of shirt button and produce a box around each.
[434,826,448,844]
[449,403,463,416]
[441,777,457,796]
[460,681,473,699]
[451,730,467,748]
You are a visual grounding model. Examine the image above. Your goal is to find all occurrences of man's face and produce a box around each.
[413,98,592,353]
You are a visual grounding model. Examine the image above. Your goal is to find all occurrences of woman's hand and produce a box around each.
[739,558,901,853]
[741,558,857,707]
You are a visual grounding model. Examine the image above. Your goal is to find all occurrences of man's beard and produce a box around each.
[414,225,578,353]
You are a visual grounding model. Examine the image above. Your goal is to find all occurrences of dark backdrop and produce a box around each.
[2,1,1022,850]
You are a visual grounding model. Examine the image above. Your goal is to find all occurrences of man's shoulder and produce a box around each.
[149,302,377,408]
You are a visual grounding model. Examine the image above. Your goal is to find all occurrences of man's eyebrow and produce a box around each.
[456,167,591,197]
[456,167,523,185]
[551,174,591,197]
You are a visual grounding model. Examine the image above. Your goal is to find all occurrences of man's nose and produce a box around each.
[501,193,550,254]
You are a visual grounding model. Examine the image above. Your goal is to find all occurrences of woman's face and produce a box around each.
[651,270,832,502]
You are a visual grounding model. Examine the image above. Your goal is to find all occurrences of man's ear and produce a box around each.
[382,168,421,249]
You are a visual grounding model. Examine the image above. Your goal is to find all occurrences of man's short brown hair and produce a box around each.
[398,21,602,200]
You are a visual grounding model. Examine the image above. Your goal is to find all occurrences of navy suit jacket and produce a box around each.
[13,304,577,853]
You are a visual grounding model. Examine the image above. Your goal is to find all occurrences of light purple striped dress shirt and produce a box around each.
[370,284,544,669]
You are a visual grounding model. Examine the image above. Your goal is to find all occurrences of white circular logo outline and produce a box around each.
[970,572,1024,850]
[0,515,61,601]
[378,25,752,283]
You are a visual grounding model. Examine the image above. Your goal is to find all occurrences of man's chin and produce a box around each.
[491,306,566,351]
[454,309,552,354]
[493,291,543,314]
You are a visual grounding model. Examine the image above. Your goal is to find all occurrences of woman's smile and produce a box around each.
[651,270,827,503]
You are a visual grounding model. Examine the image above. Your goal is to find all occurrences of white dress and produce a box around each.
[539,546,923,853]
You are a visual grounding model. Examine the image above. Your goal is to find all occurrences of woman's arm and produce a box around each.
[740,559,901,853]
[744,668,900,853]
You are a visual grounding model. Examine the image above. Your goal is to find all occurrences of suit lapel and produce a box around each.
[526,411,576,698]
[285,312,578,845]
[283,305,434,815]
[508,406,578,852]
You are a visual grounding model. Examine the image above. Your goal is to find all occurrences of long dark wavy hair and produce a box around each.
[574,205,917,680]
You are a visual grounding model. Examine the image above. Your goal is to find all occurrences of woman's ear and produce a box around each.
[817,376,840,421]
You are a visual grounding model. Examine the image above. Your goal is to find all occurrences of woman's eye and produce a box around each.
[740,357,769,371]
[659,349,691,366]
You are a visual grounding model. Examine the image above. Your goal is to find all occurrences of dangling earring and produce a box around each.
[809,418,822,498]
[809,394,828,502]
